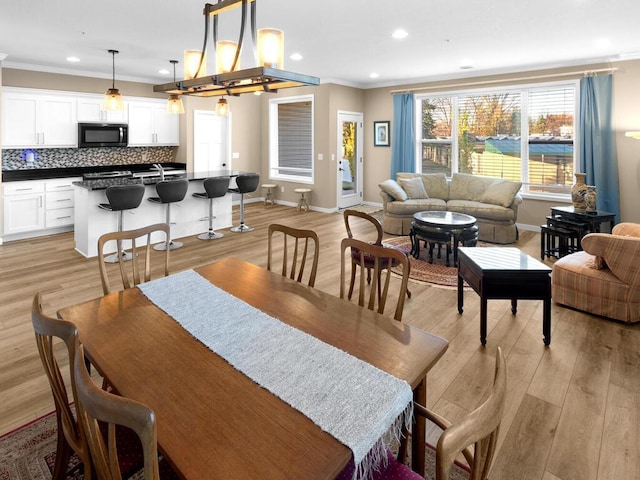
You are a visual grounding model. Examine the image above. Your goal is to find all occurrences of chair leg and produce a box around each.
[231,193,254,232]
[52,413,72,480]
[198,198,224,240]
[155,203,183,250]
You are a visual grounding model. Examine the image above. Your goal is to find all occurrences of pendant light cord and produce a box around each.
[108,49,118,89]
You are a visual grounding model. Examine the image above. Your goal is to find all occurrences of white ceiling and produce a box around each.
[1,0,640,89]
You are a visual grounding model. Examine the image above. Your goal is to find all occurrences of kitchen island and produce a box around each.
[73,170,242,258]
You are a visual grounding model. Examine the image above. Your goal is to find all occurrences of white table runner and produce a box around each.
[138,269,412,479]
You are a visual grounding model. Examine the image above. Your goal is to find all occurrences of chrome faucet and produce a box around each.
[153,163,165,181]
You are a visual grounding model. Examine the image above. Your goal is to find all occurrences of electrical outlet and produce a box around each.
[281,186,285,193]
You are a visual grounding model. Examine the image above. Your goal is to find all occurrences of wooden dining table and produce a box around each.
[58,257,449,479]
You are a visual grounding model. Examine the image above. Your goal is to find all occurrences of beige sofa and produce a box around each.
[379,172,523,244]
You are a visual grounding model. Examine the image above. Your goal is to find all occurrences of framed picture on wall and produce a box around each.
[373,121,390,147]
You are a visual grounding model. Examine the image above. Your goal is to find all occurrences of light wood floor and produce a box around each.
[1,203,639,480]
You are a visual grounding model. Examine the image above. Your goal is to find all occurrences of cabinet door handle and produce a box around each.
[54,185,71,188]
[57,216,72,220]
[57,198,71,202]
[16,188,33,191]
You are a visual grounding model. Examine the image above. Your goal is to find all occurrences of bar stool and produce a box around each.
[261,183,277,207]
[229,173,260,233]
[98,184,145,263]
[148,179,188,250]
[192,176,230,240]
[294,188,312,212]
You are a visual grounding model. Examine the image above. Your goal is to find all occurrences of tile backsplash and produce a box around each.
[1,146,178,170]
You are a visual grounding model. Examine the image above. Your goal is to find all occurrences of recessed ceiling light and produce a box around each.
[594,37,611,50]
[459,59,474,70]
[290,53,303,61]
[392,29,408,40]
[369,72,380,79]
[66,56,80,62]
[158,68,170,75]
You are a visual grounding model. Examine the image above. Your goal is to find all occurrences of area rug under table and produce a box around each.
[384,236,497,289]
[0,409,470,480]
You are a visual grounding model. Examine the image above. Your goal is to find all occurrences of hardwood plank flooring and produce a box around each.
[1,203,639,480]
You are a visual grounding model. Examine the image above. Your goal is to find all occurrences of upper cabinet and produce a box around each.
[127,99,179,146]
[76,94,128,123]
[1,89,77,148]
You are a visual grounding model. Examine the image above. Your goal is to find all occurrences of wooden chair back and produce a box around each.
[343,209,383,245]
[407,347,507,480]
[31,292,92,479]
[267,224,320,287]
[74,343,160,480]
[98,223,170,295]
[340,237,410,321]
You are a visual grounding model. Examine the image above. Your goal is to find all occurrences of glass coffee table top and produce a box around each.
[413,211,477,228]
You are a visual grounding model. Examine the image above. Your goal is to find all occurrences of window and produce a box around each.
[269,95,314,183]
[418,81,578,197]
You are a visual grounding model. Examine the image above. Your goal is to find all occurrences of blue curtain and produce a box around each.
[579,74,620,221]
[390,93,415,178]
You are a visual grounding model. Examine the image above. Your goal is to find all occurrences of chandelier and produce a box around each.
[154,0,319,98]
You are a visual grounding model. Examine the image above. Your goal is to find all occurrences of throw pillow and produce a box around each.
[398,177,429,199]
[378,179,408,201]
[480,179,522,208]
[421,173,449,200]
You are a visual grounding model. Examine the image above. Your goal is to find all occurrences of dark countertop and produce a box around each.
[72,170,243,190]
[1,163,187,182]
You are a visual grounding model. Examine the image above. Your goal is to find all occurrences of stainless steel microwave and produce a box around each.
[78,123,128,148]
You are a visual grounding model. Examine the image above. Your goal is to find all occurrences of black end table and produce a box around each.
[457,247,552,346]
[550,205,615,234]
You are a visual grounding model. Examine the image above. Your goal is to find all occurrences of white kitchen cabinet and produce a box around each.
[128,99,179,146]
[2,177,79,239]
[1,89,77,148]
[2,181,46,235]
[77,94,128,123]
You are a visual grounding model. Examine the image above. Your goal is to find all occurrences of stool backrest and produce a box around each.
[155,179,188,203]
[204,176,231,198]
[235,174,260,194]
[105,184,145,211]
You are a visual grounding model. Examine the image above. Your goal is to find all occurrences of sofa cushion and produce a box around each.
[450,173,495,201]
[481,179,522,208]
[398,177,428,199]
[385,199,447,215]
[421,173,449,200]
[378,179,408,201]
[446,200,515,222]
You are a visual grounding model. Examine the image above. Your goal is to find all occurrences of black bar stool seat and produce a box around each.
[192,176,230,240]
[148,179,189,250]
[98,184,145,263]
[229,173,260,233]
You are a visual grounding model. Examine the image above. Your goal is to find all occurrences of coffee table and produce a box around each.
[410,211,478,267]
[457,247,552,346]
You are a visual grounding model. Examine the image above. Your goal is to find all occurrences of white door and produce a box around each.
[193,110,230,172]
[337,111,363,209]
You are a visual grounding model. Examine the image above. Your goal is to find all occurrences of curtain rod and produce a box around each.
[389,67,618,94]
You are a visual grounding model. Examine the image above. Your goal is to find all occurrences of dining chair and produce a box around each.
[267,223,319,287]
[337,347,507,480]
[340,237,410,321]
[74,344,160,480]
[98,223,170,295]
[343,209,411,301]
[31,292,92,480]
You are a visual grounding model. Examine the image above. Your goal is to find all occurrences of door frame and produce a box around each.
[336,110,364,210]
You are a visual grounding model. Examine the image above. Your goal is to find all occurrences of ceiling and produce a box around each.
[2,0,640,89]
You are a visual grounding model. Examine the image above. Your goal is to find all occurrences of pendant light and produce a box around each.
[103,49,125,111]
[215,97,229,117]
[167,60,185,114]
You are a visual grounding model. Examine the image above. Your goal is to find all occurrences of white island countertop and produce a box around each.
[73,170,249,258]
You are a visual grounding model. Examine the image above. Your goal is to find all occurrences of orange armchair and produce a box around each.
[552,222,640,323]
